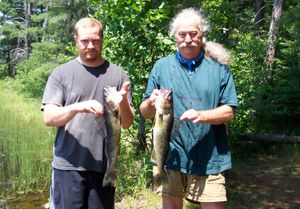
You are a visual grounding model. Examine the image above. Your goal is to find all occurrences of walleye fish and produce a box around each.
[152,88,173,181]
[103,86,122,187]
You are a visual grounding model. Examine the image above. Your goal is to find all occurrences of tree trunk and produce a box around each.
[242,133,300,143]
[23,1,31,59]
[265,0,283,76]
[42,5,49,42]
[7,50,14,77]
[254,0,265,36]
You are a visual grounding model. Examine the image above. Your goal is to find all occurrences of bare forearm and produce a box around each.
[200,105,235,124]
[180,105,235,125]
[119,98,134,129]
[43,100,104,127]
[139,99,156,119]
[43,104,77,126]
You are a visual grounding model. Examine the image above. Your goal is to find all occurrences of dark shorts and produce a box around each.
[50,168,115,209]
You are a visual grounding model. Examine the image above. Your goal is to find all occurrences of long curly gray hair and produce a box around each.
[169,8,231,65]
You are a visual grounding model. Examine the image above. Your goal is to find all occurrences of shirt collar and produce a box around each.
[175,49,204,74]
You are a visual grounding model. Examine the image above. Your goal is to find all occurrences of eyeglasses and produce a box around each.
[177,31,199,39]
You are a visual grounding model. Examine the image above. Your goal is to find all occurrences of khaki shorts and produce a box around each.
[153,167,227,203]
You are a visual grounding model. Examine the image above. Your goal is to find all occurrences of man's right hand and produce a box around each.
[148,89,160,107]
[139,89,160,119]
[72,100,104,117]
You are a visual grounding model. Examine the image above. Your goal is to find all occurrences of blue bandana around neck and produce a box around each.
[176,49,204,74]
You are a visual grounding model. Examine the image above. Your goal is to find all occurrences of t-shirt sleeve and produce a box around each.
[142,64,160,101]
[219,66,238,107]
[41,69,64,111]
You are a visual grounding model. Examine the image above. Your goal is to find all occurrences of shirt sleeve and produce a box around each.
[142,64,160,101]
[219,66,238,107]
[41,68,64,111]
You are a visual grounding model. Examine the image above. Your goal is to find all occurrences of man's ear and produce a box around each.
[74,36,78,46]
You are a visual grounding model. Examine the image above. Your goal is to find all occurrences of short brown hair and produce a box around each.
[74,17,104,38]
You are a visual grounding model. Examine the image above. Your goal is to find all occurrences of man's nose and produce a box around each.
[184,34,192,42]
[87,41,94,48]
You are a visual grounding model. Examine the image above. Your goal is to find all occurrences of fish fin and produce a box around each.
[170,118,181,139]
[153,170,168,187]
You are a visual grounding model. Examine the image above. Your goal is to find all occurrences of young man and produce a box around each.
[140,8,238,209]
[42,18,134,209]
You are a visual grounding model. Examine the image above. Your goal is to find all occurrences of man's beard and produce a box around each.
[82,50,99,61]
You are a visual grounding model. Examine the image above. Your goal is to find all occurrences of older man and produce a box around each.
[42,18,134,209]
[140,8,238,209]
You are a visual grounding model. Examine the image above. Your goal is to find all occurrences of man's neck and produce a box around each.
[76,56,105,67]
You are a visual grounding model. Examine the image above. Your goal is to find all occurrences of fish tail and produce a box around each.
[102,172,116,187]
[158,174,168,184]
[153,170,168,188]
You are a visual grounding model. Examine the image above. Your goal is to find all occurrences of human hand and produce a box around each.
[73,100,104,117]
[180,109,204,123]
[118,81,131,104]
[120,81,131,96]
[148,89,160,107]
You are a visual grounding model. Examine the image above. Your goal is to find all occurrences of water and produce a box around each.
[0,148,49,209]
[0,192,48,209]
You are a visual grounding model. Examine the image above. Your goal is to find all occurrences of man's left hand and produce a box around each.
[180,109,205,124]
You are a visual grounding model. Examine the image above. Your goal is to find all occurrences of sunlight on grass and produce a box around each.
[0,80,54,197]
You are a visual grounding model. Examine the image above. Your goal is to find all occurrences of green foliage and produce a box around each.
[254,4,300,134]
[201,0,239,42]
[116,139,152,200]
[0,0,90,77]
[15,62,58,98]
[93,0,176,136]
[14,41,75,98]
[229,33,267,137]
[0,64,8,79]
[14,42,61,74]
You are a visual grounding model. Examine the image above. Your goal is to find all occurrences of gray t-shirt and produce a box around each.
[42,59,131,172]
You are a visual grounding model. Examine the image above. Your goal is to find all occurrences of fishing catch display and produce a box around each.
[152,88,173,182]
[103,86,122,187]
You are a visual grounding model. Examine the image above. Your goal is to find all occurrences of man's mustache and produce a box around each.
[178,42,198,48]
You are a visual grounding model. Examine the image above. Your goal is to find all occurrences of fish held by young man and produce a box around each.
[152,88,173,182]
[102,86,122,187]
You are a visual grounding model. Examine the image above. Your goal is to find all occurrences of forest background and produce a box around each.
[0,0,299,208]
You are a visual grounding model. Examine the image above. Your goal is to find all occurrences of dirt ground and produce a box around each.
[226,142,300,209]
[116,142,300,209]
[227,165,300,208]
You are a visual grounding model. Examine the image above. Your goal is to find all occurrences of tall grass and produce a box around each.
[116,136,153,201]
[0,80,54,197]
